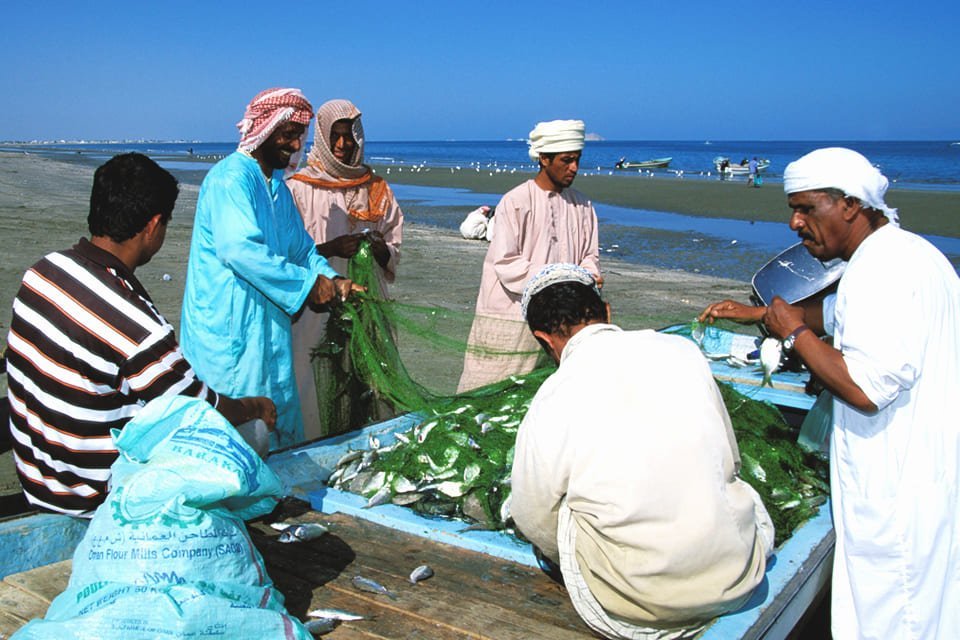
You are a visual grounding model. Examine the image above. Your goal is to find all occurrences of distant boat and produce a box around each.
[714,156,770,176]
[615,157,672,170]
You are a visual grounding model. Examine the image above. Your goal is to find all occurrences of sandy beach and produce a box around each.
[2,150,958,498]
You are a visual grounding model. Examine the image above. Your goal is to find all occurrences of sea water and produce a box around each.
[4,140,958,280]
[7,140,959,187]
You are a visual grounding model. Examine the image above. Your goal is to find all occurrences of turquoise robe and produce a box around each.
[181,152,339,448]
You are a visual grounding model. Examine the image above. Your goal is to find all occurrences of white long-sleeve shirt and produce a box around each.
[511,324,769,627]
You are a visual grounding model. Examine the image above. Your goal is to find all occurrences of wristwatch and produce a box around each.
[782,324,811,353]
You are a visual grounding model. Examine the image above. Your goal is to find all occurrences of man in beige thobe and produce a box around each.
[288,99,403,437]
[457,119,601,392]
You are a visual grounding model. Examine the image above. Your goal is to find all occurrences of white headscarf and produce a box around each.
[306,99,367,180]
[783,147,899,226]
[527,120,586,160]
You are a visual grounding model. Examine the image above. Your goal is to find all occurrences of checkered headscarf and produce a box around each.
[236,88,314,162]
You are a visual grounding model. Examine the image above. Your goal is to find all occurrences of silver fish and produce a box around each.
[335,449,363,468]
[499,492,512,524]
[409,564,434,584]
[364,484,393,509]
[360,449,378,470]
[351,575,398,600]
[368,435,381,450]
[480,421,494,434]
[278,523,329,543]
[392,475,417,494]
[759,337,782,387]
[391,492,425,506]
[416,420,437,443]
[304,617,338,635]
[463,464,481,484]
[394,431,411,444]
[307,608,365,622]
[337,459,362,486]
[360,470,387,494]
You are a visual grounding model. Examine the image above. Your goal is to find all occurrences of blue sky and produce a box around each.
[2,1,957,142]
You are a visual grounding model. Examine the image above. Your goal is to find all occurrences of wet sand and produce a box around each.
[373,163,960,238]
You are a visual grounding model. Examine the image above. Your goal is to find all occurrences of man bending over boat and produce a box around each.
[511,263,773,639]
[5,153,276,517]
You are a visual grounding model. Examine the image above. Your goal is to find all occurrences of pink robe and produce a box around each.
[287,175,403,438]
[458,180,600,392]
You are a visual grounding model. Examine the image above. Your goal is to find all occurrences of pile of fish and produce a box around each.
[327,371,830,545]
[716,383,830,544]
[327,376,539,530]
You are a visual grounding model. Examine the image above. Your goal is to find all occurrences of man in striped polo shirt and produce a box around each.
[5,153,277,517]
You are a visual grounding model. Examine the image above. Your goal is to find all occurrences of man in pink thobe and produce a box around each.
[287,99,403,437]
[457,119,601,392]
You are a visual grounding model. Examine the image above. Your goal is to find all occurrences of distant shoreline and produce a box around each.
[4,144,958,238]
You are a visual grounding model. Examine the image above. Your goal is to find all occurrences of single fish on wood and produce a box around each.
[307,608,365,622]
[351,575,398,600]
[409,564,435,584]
[277,522,329,543]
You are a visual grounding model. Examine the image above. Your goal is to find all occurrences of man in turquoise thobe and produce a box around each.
[182,88,355,449]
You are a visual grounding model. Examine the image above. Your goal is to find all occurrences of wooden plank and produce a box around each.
[0,582,44,634]
[251,510,592,639]
[3,559,72,603]
[0,560,73,635]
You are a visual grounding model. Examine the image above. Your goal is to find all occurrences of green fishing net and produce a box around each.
[316,243,828,546]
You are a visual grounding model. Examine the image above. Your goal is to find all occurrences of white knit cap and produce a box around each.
[783,147,899,226]
[527,120,586,160]
[521,263,599,319]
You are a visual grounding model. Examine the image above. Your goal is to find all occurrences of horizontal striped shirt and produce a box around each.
[6,239,218,516]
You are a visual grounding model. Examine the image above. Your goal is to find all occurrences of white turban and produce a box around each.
[527,119,586,160]
[783,147,899,226]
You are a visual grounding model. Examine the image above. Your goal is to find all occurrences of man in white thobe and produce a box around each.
[701,147,960,639]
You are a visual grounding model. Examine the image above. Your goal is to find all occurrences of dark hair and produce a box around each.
[526,281,606,336]
[537,152,555,169]
[88,153,179,242]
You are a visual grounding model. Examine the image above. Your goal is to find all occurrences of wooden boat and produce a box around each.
[615,157,672,170]
[715,156,771,175]
[0,327,831,638]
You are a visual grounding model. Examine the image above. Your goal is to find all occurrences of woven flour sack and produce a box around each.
[13,396,311,639]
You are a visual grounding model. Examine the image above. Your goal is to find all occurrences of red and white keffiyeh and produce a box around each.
[236,88,314,167]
